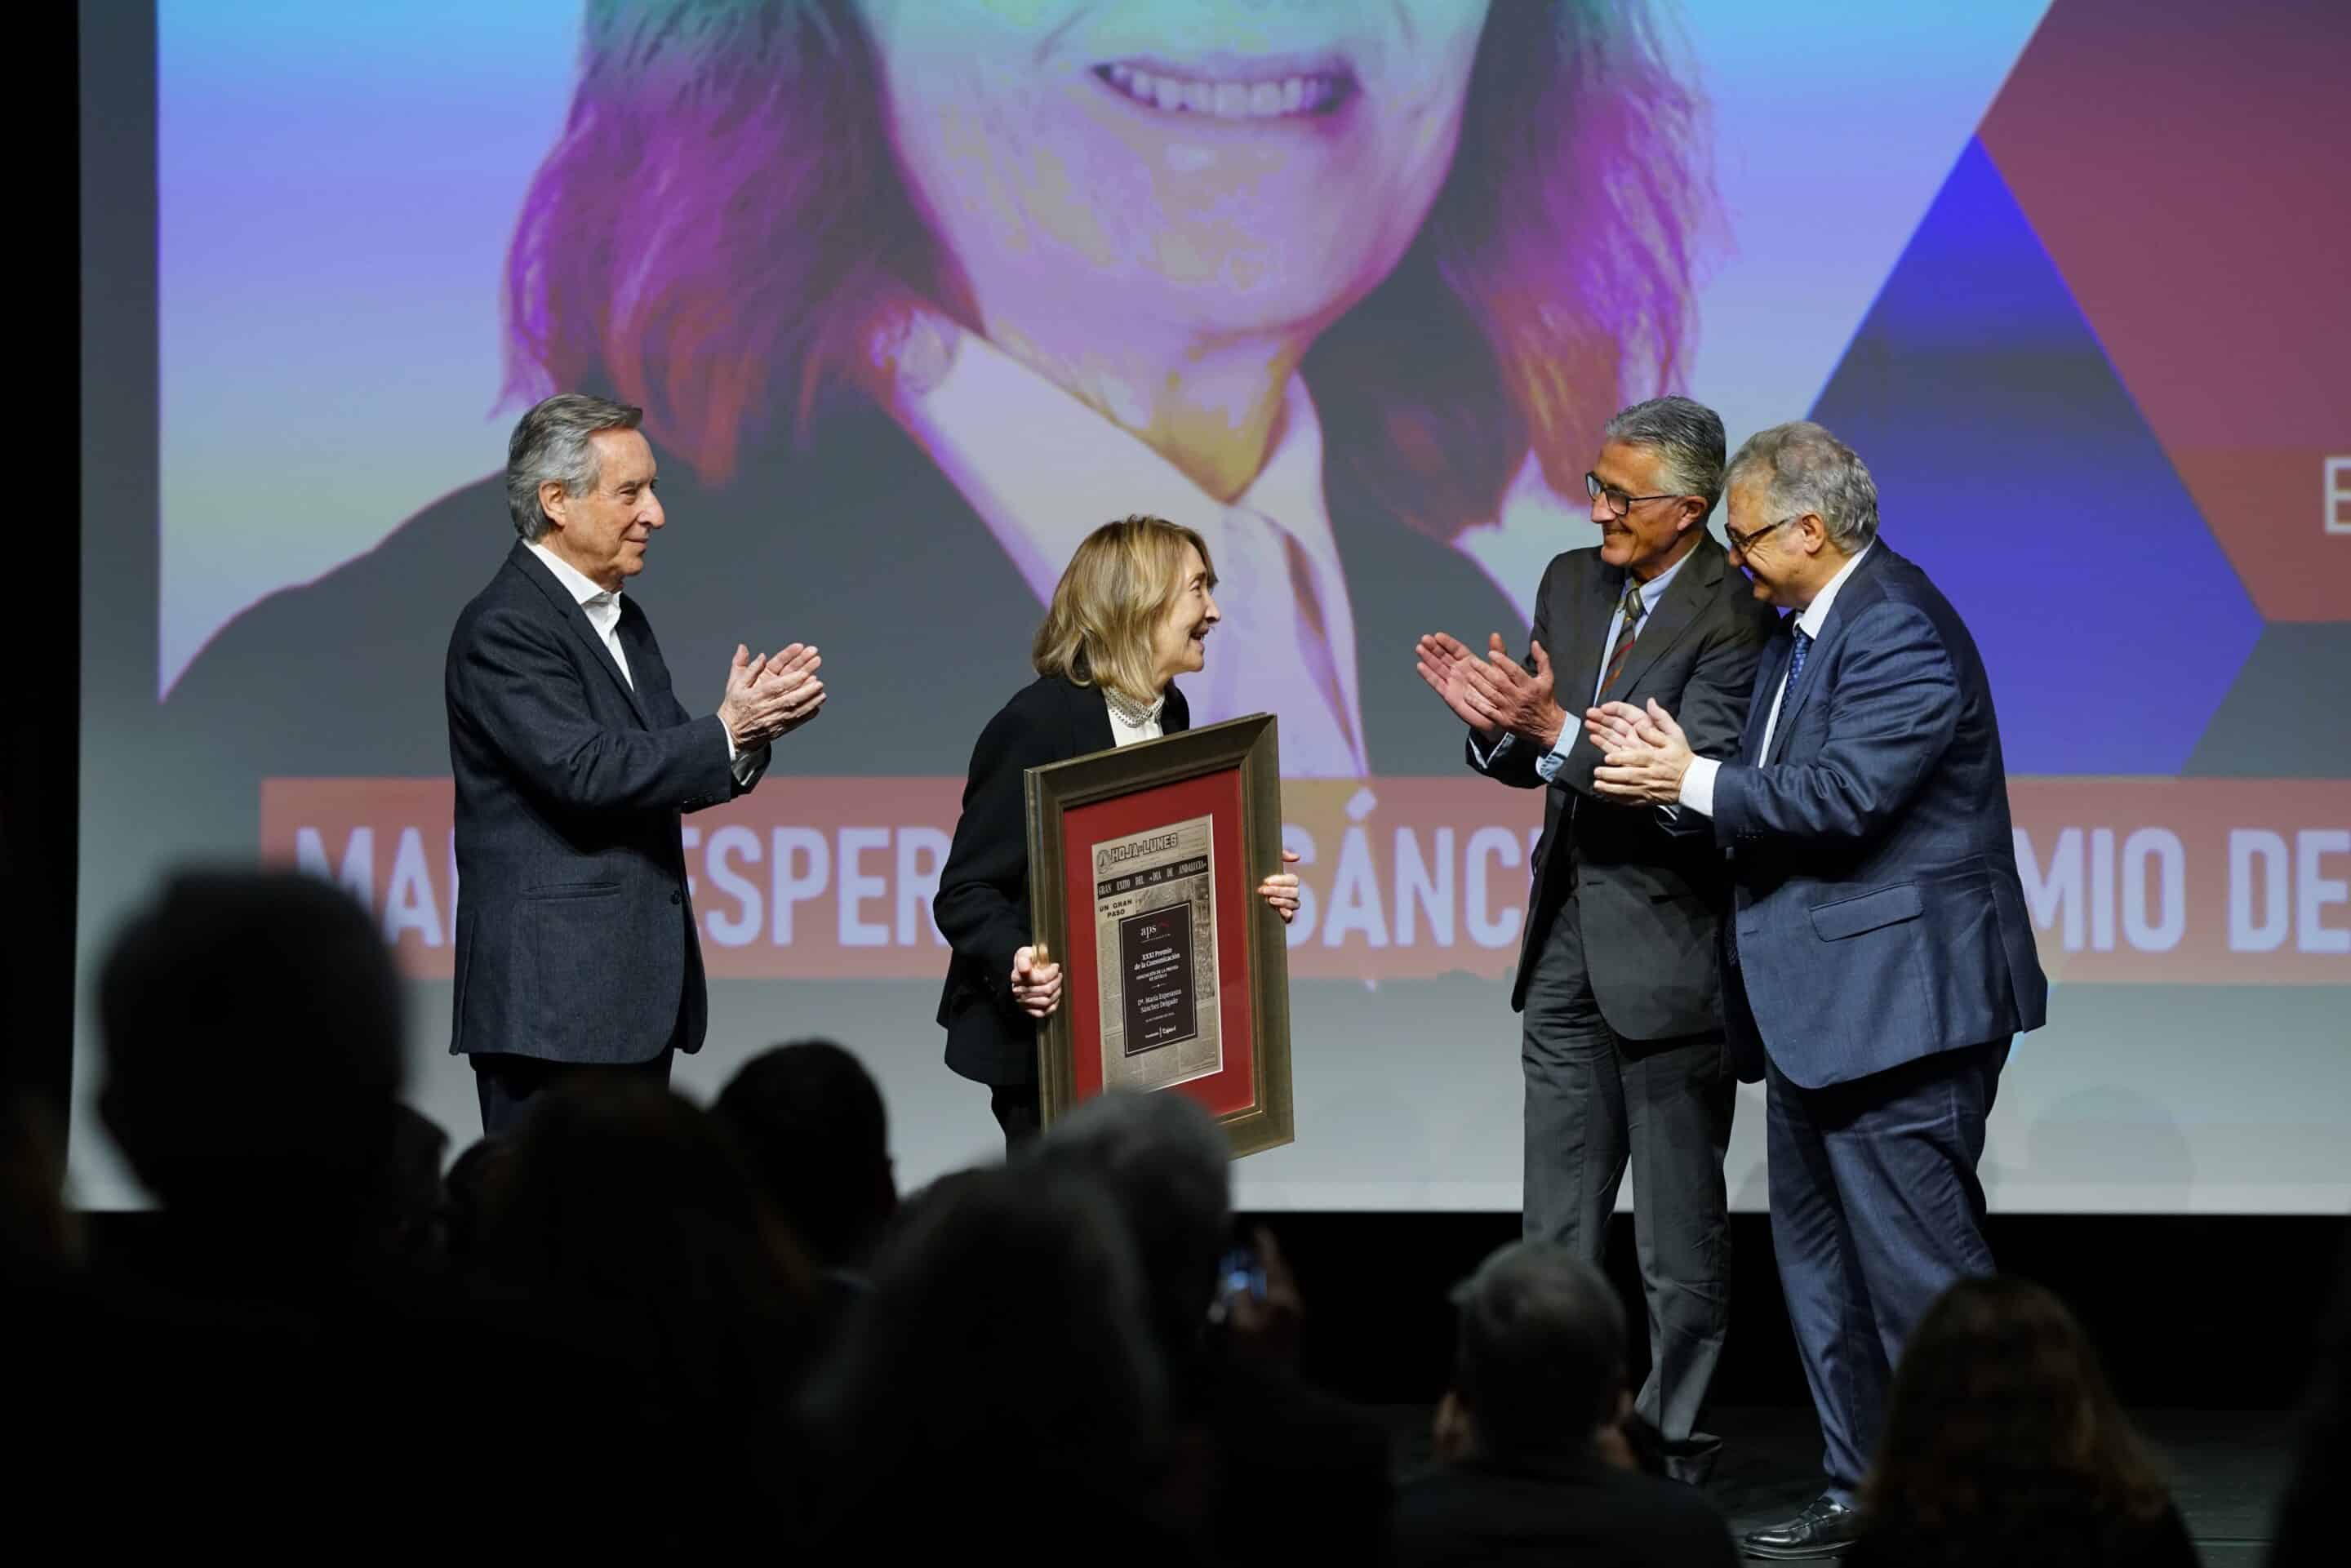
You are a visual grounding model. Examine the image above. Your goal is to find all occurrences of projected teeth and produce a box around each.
[1101,63,1348,118]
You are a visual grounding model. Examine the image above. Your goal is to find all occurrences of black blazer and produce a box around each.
[932,674,1191,1087]
[443,542,751,1064]
[1468,532,1776,1034]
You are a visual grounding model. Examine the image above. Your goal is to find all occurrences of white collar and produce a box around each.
[527,540,620,607]
[1795,542,1874,638]
[887,321,1341,606]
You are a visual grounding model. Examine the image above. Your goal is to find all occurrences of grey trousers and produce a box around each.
[1521,892,1735,1480]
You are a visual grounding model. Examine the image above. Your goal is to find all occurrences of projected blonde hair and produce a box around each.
[1032,517,1215,708]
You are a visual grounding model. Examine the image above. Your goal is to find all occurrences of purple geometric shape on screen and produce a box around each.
[1805,140,2262,775]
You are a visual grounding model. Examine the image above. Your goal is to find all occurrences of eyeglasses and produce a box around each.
[1724,515,1798,555]
[1584,471,1688,521]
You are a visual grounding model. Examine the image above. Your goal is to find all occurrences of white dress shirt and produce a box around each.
[527,540,766,782]
[891,321,1369,777]
[1678,544,1874,817]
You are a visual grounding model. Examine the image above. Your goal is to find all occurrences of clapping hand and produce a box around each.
[1415,631,1493,734]
[1415,632,1566,748]
[1256,850,1304,924]
[717,642,824,749]
[1587,699,1695,805]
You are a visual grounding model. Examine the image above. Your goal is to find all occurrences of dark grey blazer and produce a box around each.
[1468,531,1777,1037]
[443,543,752,1064]
[933,674,1191,1087]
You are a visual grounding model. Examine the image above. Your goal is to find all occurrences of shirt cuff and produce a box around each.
[1678,757,1721,819]
[1534,736,1571,784]
[1469,731,1513,769]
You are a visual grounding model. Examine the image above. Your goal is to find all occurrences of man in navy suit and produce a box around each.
[447,394,826,1135]
[1586,420,2047,1559]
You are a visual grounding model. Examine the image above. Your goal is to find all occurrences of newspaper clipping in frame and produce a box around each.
[1090,812,1223,1092]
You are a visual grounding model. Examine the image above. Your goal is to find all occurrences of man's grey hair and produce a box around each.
[1725,420,1880,552]
[1451,1242,1628,1458]
[1602,394,1727,514]
[1028,1090,1231,1347]
[504,393,644,542]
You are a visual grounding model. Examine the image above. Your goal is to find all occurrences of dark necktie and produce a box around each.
[1600,578,1646,695]
[1762,625,1813,760]
[1785,624,1813,694]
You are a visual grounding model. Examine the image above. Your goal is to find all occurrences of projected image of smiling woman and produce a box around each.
[484,0,1712,779]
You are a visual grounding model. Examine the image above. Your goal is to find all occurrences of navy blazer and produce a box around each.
[1712,544,2048,1087]
[933,674,1190,1087]
[1468,531,1776,1033]
[444,543,750,1064]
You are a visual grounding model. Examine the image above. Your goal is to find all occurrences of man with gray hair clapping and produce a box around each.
[448,393,828,1134]
[1416,394,1775,1486]
[1586,420,2047,1558]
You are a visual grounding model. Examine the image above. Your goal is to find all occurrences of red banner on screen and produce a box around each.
[260,777,2351,984]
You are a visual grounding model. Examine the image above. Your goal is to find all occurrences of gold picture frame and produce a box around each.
[1024,713,1294,1158]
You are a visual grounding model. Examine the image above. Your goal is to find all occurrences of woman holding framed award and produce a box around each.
[935,515,1302,1148]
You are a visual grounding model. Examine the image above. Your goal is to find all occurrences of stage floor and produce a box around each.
[1378,1406,2298,1564]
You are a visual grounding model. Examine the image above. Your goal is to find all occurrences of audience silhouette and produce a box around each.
[8,867,2335,1564]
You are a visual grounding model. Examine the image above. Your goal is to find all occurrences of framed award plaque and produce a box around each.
[1024,713,1294,1157]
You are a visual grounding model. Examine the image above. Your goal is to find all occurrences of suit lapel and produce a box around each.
[1744,624,1793,762]
[510,544,652,728]
[1763,545,1888,765]
[1603,535,1722,700]
[1553,554,1620,713]
[615,602,673,723]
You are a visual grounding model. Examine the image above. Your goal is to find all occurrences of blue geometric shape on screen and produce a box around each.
[1807,139,2262,775]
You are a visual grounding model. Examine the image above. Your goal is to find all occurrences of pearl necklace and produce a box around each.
[1104,687,1167,731]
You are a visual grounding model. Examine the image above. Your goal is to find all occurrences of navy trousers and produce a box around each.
[1763,1032,2008,1500]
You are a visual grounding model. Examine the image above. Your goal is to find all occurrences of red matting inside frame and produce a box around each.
[1059,766,1259,1119]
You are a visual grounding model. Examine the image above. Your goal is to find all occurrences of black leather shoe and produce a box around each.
[1740,1495,1863,1559]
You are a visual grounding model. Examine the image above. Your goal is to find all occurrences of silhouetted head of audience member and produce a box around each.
[1028,1088,1230,1363]
[479,1077,815,1428]
[1863,1276,2176,1553]
[97,869,405,1215]
[712,1038,896,1272]
[1442,1242,1629,1466]
[799,1161,1174,1553]
[482,1077,807,1308]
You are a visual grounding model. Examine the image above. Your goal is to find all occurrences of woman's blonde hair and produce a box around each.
[1032,516,1215,706]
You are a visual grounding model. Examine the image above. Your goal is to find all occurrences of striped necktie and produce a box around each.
[1600,577,1647,695]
